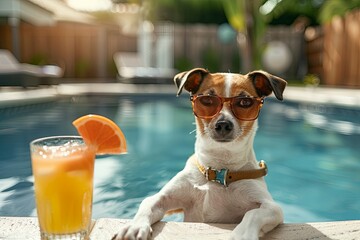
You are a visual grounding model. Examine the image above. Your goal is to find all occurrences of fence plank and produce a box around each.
[345,10,360,86]
[322,10,360,87]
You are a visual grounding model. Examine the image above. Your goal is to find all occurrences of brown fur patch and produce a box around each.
[253,74,273,97]
[196,73,226,96]
[229,75,259,97]
[184,72,203,93]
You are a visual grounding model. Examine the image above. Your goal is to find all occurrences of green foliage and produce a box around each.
[319,0,360,23]
[231,50,241,73]
[303,74,320,86]
[29,53,48,65]
[75,59,90,78]
[147,0,227,24]
[201,47,220,72]
[91,11,118,24]
[264,0,323,26]
[223,0,246,32]
[262,0,360,25]
[108,58,118,77]
[111,0,141,3]
[222,0,266,70]
[174,56,193,72]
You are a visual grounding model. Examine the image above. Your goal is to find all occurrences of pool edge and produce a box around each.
[1,216,359,240]
[1,84,360,109]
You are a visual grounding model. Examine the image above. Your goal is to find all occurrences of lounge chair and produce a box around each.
[113,52,176,84]
[0,49,63,87]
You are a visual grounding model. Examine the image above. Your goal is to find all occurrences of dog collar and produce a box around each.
[195,160,268,187]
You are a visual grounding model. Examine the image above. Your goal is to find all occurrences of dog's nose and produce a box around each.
[215,120,234,135]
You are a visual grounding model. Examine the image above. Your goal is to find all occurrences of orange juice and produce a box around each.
[31,136,95,239]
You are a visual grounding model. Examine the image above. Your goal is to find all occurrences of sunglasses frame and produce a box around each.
[190,94,265,121]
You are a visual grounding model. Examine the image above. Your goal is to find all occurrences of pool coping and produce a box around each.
[1,217,359,239]
[1,84,360,109]
[283,86,360,109]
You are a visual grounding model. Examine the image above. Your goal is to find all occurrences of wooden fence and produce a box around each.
[1,21,304,80]
[1,21,305,80]
[307,9,360,87]
[3,11,359,86]
[19,21,137,79]
[305,27,324,81]
[0,21,137,79]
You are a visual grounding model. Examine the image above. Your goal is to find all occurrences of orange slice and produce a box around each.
[72,114,127,155]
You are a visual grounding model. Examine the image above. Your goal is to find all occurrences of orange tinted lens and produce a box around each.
[231,97,261,120]
[194,96,222,118]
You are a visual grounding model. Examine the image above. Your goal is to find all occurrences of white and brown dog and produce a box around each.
[114,68,287,240]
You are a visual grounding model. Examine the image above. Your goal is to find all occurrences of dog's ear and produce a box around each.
[247,70,287,101]
[174,68,209,96]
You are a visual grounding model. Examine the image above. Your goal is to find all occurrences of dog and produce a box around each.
[113,68,287,240]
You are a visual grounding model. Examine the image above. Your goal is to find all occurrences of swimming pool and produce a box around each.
[0,93,359,223]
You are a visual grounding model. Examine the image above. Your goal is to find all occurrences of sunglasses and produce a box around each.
[190,95,264,120]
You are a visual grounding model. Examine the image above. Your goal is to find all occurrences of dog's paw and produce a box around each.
[112,222,152,240]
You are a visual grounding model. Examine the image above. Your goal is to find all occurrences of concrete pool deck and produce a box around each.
[1,217,360,240]
[0,84,360,239]
[0,84,360,108]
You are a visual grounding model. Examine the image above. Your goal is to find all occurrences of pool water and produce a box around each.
[0,94,359,223]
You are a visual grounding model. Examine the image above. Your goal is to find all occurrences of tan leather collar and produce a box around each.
[195,159,268,187]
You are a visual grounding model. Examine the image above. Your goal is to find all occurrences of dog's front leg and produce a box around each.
[113,172,190,240]
[114,193,166,240]
[230,201,283,240]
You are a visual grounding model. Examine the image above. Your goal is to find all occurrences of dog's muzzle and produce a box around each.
[212,119,234,142]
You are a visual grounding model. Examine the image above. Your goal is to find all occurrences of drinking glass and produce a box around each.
[30,136,96,240]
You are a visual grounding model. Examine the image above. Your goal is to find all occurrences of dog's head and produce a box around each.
[174,68,287,144]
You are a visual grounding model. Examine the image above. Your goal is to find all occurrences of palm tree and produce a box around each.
[223,0,266,72]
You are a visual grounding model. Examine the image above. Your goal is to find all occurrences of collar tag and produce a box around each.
[206,167,229,187]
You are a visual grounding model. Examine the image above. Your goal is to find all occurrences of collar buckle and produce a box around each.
[206,167,229,187]
[259,160,268,176]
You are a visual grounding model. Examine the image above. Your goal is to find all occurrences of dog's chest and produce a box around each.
[189,182,260,223]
